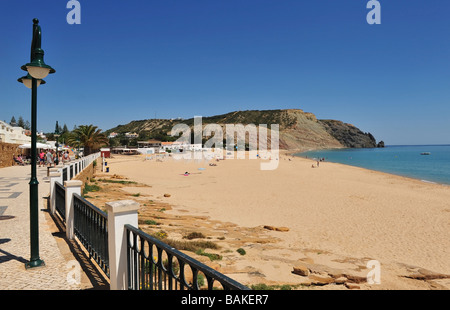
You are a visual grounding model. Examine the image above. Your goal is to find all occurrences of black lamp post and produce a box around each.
[54,121,60,166]
[76,138,80,159]
[17,18,55,269]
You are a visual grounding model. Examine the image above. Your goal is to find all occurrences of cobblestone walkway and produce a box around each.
[0,165,108,290]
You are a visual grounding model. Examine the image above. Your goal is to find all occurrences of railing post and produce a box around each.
[69,163,74,180]
[64,180,82,240]
[61,165,68,183]
[49,169,62,215]
[105,200,140,290]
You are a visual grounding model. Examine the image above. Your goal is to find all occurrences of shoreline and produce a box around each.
[292,146,450,187]
[297,153,450,187]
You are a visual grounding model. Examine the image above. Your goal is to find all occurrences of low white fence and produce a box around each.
[48,151,136,289]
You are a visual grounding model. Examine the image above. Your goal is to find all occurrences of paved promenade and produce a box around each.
[0,165,109,290]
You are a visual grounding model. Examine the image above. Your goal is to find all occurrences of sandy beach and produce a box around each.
[91,152,450,289]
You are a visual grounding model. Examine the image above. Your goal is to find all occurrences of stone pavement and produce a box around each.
[0,165,109,290]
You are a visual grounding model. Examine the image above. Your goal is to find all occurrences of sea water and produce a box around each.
[296,145,450,185]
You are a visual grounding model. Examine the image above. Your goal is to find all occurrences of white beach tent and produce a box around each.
[19,143,55,149]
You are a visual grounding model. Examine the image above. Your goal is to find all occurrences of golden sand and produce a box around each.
[93,152,450,289]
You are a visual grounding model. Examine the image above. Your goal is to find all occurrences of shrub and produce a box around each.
[153,230,168,239]
[83,183,101,195]
[236,248,246,255]
[97,178,137,184]
[184,232,206,240]
[195,249,222,261]
[250,283,274,290]
[145,220,159,225]
[163,239,219,252]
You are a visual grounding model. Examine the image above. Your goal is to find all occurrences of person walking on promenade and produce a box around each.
[53,150,59,166]
[46,149,54,167]
[62,151,71,163]
[39,150,45,167]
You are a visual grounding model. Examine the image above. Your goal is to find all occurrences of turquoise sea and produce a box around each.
[296,145,450,185]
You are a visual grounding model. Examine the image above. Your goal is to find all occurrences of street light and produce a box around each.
[54,121,60,166]
[17,74,46,88]
[21,19,55,79]
[18,18,55,269]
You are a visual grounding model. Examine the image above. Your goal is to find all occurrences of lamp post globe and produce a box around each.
[18,74,45,89]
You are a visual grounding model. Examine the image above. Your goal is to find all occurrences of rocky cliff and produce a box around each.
[319,119,377,148]
[106,109,379,152]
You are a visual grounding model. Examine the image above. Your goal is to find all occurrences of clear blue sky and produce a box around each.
[1,0,449,145]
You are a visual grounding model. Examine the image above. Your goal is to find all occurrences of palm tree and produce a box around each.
[67,125,108,156]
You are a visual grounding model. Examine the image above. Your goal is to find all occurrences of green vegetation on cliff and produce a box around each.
[105,109,379,151]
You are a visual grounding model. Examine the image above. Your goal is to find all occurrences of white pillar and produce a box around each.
[49,170,62,215]
[106,200,140,290]
[64,180,82,240]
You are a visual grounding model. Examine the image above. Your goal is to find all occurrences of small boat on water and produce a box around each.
[420,152,431,155]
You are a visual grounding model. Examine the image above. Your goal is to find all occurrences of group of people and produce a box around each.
[311,157,326,168]
[13,154,28,165]
[39,149,71,167]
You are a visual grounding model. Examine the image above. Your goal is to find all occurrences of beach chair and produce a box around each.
[13,157,25,166]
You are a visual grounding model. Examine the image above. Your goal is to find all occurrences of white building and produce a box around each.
[160,141,187,152]
[188,143,203,151]
[108,132,118,139]
[125,132,139,138]
[0,120,31,145]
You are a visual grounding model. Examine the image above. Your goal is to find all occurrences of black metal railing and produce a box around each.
[62,167,68,183]
[125,225,249,290]
[55,181,66,222]
[73,193,109,277]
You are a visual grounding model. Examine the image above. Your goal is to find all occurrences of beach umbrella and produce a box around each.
[19,143,54,149]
